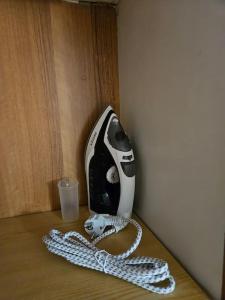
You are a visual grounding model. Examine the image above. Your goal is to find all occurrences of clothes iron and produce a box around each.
[85,106,135,218]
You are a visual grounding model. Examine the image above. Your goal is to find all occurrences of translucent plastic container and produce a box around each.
[58,178,79,222]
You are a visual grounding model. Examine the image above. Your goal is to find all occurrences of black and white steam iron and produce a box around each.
[85,106,135,218]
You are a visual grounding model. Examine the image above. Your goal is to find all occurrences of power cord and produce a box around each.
[43,214,175,295]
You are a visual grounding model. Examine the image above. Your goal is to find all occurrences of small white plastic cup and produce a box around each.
[58,177,79,222]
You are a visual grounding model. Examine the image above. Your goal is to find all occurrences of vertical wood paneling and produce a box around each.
[91,5,119,114]
[0,0,119,218]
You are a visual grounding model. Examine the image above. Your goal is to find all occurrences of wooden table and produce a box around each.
[0,206,208,299]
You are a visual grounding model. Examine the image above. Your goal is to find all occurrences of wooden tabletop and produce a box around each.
[0,206,208,299]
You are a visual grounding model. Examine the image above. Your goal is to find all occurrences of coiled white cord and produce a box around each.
[43,215,175,295]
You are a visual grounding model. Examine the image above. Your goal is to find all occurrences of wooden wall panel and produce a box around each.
[0,0,119,218]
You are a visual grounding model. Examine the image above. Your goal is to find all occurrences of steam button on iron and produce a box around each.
[122,155,133,161]
[121,161,135,177]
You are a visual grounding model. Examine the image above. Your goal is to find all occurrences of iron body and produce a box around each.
[85,106,135,218]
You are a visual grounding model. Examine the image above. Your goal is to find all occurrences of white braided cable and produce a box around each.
[43,217,175,295]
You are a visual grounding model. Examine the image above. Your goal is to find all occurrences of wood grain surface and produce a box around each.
[0,0,119,218]
[0,206,209,299]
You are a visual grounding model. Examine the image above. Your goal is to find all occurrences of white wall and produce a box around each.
[118,1,225,299]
